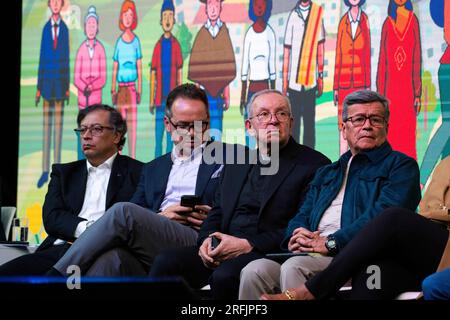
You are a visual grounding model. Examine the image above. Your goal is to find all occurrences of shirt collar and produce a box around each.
[341,141,392,165]
[86,152,118,172]
[205,18,223,30]
[85,39,97,48]
[348,8,361,23]
[51,17,61,26]
[171,142,206,164]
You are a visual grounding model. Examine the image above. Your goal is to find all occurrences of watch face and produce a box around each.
[327,239,336,249]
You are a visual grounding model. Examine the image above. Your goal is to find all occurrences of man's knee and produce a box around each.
[108,202,151,222]
[280,256,315,277]
[240,259,277,283]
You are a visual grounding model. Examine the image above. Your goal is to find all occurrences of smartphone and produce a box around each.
[210,236,221,250]
[180,195,201,210]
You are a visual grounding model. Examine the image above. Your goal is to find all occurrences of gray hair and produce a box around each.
[246,89,292,119]
[342,90,390,123]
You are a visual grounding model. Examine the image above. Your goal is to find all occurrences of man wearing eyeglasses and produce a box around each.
[149,89,331,299]
[239,90,422,300]
[45,84,227,277]
[0,104,143,275]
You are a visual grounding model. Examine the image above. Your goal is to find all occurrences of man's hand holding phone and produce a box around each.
[180,195,210,229]
[158,203,192,224]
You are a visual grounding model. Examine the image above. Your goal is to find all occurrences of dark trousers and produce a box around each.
[0,244,70,275]
[150,246,265,300]
[306,208,449,300]
[288,87,316,148]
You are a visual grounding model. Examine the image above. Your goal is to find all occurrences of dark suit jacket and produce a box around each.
[198,138,331,253]
[130,141,226,211]
[39,155,143,251]
[37,19,70,100]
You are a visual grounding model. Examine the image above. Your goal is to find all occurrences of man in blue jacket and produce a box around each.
[35,0,70,188]
[239,89,421,299]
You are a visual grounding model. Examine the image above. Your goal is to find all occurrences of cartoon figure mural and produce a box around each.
[240,0,275,149]
[334,0,371,155]
[35,0,70,188]
[74,6,107,160]
[283,0,325,148]
[420,0,450,185]
[188,0,236,140]
[377,0,422,160]
[111,0,142,159]
[150,0,183,157]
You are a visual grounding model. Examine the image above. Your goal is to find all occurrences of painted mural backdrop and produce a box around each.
[19,0,449,244]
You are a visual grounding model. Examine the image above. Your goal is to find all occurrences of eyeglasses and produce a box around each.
[344,115,386,128]
[249,111,291,123]
[168,118,209,131]
[74,125,115,136]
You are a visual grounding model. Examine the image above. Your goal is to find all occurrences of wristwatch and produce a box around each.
[325,235,338,256]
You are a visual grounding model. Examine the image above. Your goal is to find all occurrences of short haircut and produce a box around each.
[77,104,127,150]
[119,0,138,31]
[246,89,292,119]
[165,83,209,118]
[342,90,390,123]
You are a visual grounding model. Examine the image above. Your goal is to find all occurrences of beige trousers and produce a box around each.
[239,255,333,300]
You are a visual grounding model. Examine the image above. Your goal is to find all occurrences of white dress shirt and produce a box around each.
[205,18,223,38]
[318,156,354,237]
[298,4,310,21]
[348,8,361,40]
[53,153,117,245]
[159,143,206,211]
[51,17,61,40]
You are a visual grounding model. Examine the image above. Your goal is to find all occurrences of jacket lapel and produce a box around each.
[153,154,173,210]
[105,155,125,209]
[259,140,299,213]
[345,15,353,39]
[354,16,362,40]
[222,163,253,231]
[195,162,217,197]
[73,161,88,214]
[195,141,222,196]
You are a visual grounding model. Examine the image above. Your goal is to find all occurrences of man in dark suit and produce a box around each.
[0,104,143,275]
[35,0,70,188]
[48,84,225,276]
[149,89,331,299]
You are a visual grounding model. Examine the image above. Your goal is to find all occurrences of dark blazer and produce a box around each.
[198,138,331,253]
[37,18,70,100]
[130,141,226,211]
[39,155,143,251]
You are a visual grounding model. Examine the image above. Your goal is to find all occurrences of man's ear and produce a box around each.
[164,116,171,132]
[342,123,348,142]
[113,132,122,146]
[245,119,256,137]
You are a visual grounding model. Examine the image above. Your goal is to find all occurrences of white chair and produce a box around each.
[1,206,16,240]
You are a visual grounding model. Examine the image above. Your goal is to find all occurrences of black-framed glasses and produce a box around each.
[249,111,291,123]
[344,115,386,128]
[168,118,209,131]
[74,125,115,136]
